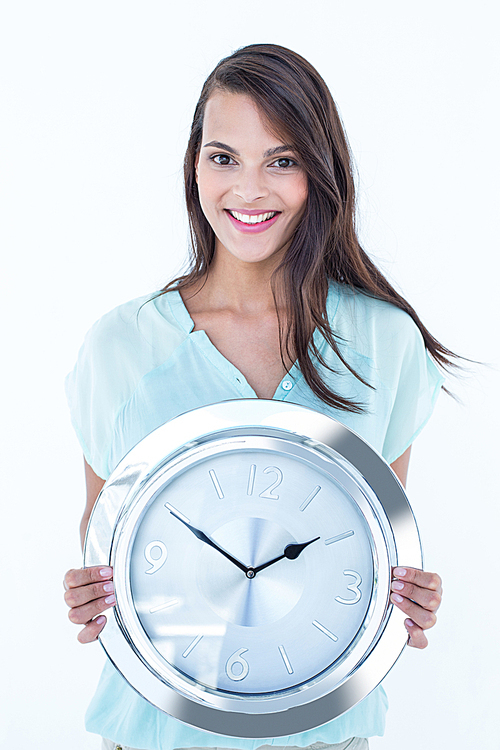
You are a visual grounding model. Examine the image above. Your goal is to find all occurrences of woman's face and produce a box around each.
[195,91,308,268]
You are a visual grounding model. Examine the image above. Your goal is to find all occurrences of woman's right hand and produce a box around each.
[63,566,115,643]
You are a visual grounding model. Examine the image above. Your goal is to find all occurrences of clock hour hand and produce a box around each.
[251,536,320,576]
[169,511,249,574]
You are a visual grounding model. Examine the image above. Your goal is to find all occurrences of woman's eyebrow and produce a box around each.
[202,141,295,158]
[203,140,240,155]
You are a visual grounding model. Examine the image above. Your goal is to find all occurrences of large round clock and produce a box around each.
[83,399,422,738]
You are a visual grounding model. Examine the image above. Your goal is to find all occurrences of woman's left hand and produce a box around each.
[390,567,442,649]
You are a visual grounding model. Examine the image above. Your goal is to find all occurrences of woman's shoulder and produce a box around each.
[69,290,190,407]
[327,281,422,356]
[85,293,152,345]
[83,290,188,363]
[328,280,413,322]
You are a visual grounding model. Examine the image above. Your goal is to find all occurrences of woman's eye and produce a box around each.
[211,154,236,166]
[270,157,296,169]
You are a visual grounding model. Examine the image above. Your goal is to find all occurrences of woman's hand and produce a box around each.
[391,567,442,649]
[63,566,115,644]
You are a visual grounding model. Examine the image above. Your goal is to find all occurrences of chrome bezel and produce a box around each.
[84,399,422,737]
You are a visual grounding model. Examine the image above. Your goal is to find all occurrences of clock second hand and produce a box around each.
[167,509,250,575]
[250,537,320,576]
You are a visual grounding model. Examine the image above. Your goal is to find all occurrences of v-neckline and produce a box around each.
[165,290,304,400]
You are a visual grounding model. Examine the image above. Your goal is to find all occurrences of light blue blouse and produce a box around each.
[66,283,444,750]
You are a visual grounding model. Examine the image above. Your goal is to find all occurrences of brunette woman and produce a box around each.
[64,44,444,750]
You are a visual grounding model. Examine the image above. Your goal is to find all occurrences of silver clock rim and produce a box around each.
[83,398,423,738]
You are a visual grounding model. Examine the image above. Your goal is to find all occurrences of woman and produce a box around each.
[64,44,445,750]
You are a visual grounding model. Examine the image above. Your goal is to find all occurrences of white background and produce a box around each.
[1,1,499,749]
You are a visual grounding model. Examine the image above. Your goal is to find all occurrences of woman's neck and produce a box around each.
[182,247,285,317]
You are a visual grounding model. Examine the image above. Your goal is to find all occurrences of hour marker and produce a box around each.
[325,530,354,545]
[149,599,179,614]
[299,485,321,511]
[164,502,190,524]
[182,634,203,658]
[209,470,225,499]
[278,645,294,674]
[312,620,338,641]
[247,464,256,495]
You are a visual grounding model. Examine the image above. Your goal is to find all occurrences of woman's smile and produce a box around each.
[225,208,281,233]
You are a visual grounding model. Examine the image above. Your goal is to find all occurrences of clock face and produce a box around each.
[127,442,375,697]
[85,400,422,737]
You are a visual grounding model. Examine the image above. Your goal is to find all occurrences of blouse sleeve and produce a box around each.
[380,312,445,465]
[65,301,151,480]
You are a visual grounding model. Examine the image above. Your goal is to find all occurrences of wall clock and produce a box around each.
[83,399,422,737]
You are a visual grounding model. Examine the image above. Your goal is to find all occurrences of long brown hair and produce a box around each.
[160,43,457,412]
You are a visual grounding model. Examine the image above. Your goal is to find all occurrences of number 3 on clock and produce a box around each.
[335,570,362,605]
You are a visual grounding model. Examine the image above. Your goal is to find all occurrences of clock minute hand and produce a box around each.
[170,513,249,574]
[252,536,320,575]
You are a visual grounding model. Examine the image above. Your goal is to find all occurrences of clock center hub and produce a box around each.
[197,516,306,627]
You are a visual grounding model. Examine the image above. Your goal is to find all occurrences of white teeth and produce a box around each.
[229,210,277,224]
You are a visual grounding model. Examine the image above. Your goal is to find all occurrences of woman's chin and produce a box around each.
[214,239,288,269]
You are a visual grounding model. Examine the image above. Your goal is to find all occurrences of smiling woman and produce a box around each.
[64,43,449,750]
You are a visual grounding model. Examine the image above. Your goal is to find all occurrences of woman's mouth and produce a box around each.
[225,209,281,233]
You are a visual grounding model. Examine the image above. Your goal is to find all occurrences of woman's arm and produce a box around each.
[390,446,411,487]
[63,459,114,644]
[80,459,106,548]
[389,446,443,649]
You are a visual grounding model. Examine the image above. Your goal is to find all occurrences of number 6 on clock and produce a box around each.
[225,648,250,681]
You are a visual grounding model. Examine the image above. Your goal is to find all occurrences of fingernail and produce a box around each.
[405,619,415,628]
[96,616,106,625]
[392,580,404,591]
[104,594,116,605]
[394,567,407,577]
[99,567,113,577]
[391,593,404,603]
[103,583,114,593]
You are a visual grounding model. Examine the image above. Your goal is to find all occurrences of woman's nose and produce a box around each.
[232,167,269,203]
